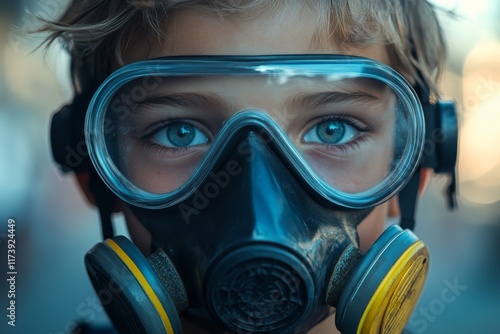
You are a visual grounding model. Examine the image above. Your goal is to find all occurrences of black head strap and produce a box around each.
[398,80,458,230]
[89,171,115,240]
[50,61,115,239]
[419,97,458,210]
[50,90,94,173]
[398,167,422,231]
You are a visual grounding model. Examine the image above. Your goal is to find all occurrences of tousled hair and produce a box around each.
[37,0,447,94]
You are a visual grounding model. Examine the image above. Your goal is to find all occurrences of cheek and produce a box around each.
[122,139,207,194]
[356,203,388,253]
[120,201,153,256]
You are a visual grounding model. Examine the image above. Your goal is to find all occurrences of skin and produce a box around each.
[77,5,432,333]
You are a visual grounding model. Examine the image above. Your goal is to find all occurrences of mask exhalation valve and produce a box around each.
[205,244,316,333]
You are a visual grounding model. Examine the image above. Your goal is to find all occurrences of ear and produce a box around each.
[74,172,121,212]
[417,168,433,195]
[75,172,97,206]
[388,168,433,218]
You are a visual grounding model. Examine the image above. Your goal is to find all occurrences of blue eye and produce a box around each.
[303,119,358,145]
[152,122,208,148]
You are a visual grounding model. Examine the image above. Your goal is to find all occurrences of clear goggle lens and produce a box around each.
[86,56,425,209]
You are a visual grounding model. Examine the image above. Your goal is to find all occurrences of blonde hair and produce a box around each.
[38,0,446,94]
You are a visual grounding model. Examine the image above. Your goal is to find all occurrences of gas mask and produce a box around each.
[51,55,458,334]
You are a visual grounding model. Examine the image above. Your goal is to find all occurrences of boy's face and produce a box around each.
[118,8,398,254]
[119,7,399,255]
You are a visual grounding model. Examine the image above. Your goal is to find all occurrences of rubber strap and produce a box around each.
[398,169,421,231]
[89,172,115,240]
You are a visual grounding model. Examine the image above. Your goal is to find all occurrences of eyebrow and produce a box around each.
[289,91,379,110]
[131,90,379,117]
[135,92,228,114]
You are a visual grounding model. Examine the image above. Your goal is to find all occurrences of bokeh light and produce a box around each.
[459,41,500,204]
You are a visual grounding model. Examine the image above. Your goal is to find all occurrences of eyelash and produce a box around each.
[320,136,368,154]
[304,114,374,153]
[140,119,178,138]
[139,119,209,155]
[143,141,192,155]
[318,114,372,132]
[137,114,373,156]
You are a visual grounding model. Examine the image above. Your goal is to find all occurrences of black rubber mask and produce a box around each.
[86,125,428,334]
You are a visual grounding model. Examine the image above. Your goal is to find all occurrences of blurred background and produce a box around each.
[0,1,499,333]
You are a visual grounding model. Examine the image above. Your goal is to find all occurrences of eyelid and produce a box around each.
[304,115,373,135]
[152,123,209,148]
[303,119,353,144]
[139,119,213,142]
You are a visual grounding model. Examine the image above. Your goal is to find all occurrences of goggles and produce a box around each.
[85,55,425,209]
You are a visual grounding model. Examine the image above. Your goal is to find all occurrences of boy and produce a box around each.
[40,1,457,333]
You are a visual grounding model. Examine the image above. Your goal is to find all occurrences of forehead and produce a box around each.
[124,7,390,65]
